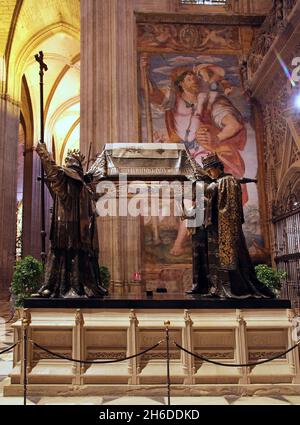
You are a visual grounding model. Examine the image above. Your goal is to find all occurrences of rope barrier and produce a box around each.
[174,340,300,367]
[30,339,164,364]
[0,332,298,408]
[0,341,19,355]
[2,331,299,409]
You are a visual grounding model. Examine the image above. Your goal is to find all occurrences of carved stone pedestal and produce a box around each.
[4,297,300,397]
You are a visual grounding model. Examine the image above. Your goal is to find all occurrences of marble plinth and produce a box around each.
[24,295,291,309]
[4,296,300,397]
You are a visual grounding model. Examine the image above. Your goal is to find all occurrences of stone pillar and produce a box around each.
[28,153,52,261]
[0,94,20,291]
[22,148,34,258]
[80,1,178,293]
[126,215,143,295]
[80,0,141,293]
[80,0,139,156]
[111,214,125,295]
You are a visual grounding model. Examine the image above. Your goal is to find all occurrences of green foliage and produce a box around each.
[11,256,44,307]
[255,264,287,292]
[99,265,110,289]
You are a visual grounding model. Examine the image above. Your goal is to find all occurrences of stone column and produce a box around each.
[23,152,44,261]
[80,0,140,294]
[111,213,125,294]
[0,94,20,291]
[126,214,143,295]
[80,0,139,156]
[80,1,177,293]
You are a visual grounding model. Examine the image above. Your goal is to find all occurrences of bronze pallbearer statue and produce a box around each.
[187,153,275,299]
[33,143,107,298]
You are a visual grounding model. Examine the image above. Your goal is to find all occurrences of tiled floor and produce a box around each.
[1,296,300,405]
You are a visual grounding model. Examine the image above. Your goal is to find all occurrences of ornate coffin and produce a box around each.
[88,143,203,181]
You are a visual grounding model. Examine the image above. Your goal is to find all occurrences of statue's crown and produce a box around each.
[202,153,223,169]
[65,149,85,165]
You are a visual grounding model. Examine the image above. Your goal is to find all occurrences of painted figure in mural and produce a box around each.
[140,56,247,255]
[187,153,274,298]
[33,143,107,298]
[138,24,184,50]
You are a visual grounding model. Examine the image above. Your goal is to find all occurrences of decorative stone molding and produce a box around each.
[247,0,298,80]
[226,0,272,15]
[246,2,300,304]
[135,12,265,25]
[7,306,299,394]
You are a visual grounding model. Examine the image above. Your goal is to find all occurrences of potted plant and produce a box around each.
[255,264,287,297]
[11,256,44,309]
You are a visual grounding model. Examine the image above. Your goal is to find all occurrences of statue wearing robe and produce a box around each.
[203,156,274,299]
[35,143,107,298]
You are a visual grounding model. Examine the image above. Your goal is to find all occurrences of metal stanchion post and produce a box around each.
[164,320,171,406]
[22,314,30,406]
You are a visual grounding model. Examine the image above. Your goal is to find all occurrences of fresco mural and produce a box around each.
[137,24,242,52]
[138,24,266,291]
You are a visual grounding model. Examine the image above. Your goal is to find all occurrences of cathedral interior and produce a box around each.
[0,0,300,407]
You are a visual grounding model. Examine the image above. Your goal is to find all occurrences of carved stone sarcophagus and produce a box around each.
[88,143,201,181]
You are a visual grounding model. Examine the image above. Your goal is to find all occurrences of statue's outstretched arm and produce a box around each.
[36,143,65,196]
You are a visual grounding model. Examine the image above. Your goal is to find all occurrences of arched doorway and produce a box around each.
[273,167,300,311]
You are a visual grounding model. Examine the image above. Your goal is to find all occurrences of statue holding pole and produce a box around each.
[34,51,48,266]
[33,51,107,298]
[33,143,107,298]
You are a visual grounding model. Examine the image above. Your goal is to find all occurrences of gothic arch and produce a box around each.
[60,118,80,165]
[8,22,79,99]
[276,160,300,204]
[44,53,80,121]
[46,95,80,147]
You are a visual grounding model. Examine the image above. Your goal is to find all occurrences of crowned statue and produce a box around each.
[33,143,107,298]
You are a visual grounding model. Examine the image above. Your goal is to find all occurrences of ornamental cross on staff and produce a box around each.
[34,51,48,266]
